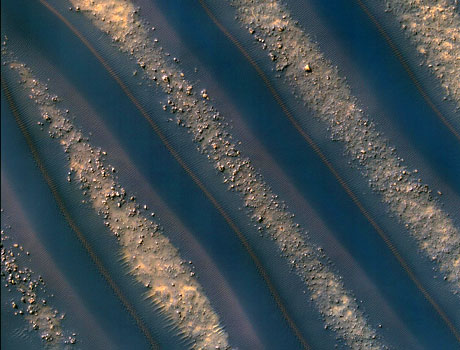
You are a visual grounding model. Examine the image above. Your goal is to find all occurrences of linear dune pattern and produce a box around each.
[7,60,230,350]
[69,1,386,348]
[384,0,460,108]
[231,0,460,292]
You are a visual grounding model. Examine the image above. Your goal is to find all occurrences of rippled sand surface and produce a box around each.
[2,0,459,349]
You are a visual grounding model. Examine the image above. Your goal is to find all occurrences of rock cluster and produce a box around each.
[232,0,460,298]
[8,60,229,350]
[70,0,389,348]
[1,219,77,348]
[385,0,460,108]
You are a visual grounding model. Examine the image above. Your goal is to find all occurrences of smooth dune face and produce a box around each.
[231,0,460,293]
[6,59,229,350]
[384,0,460,108]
